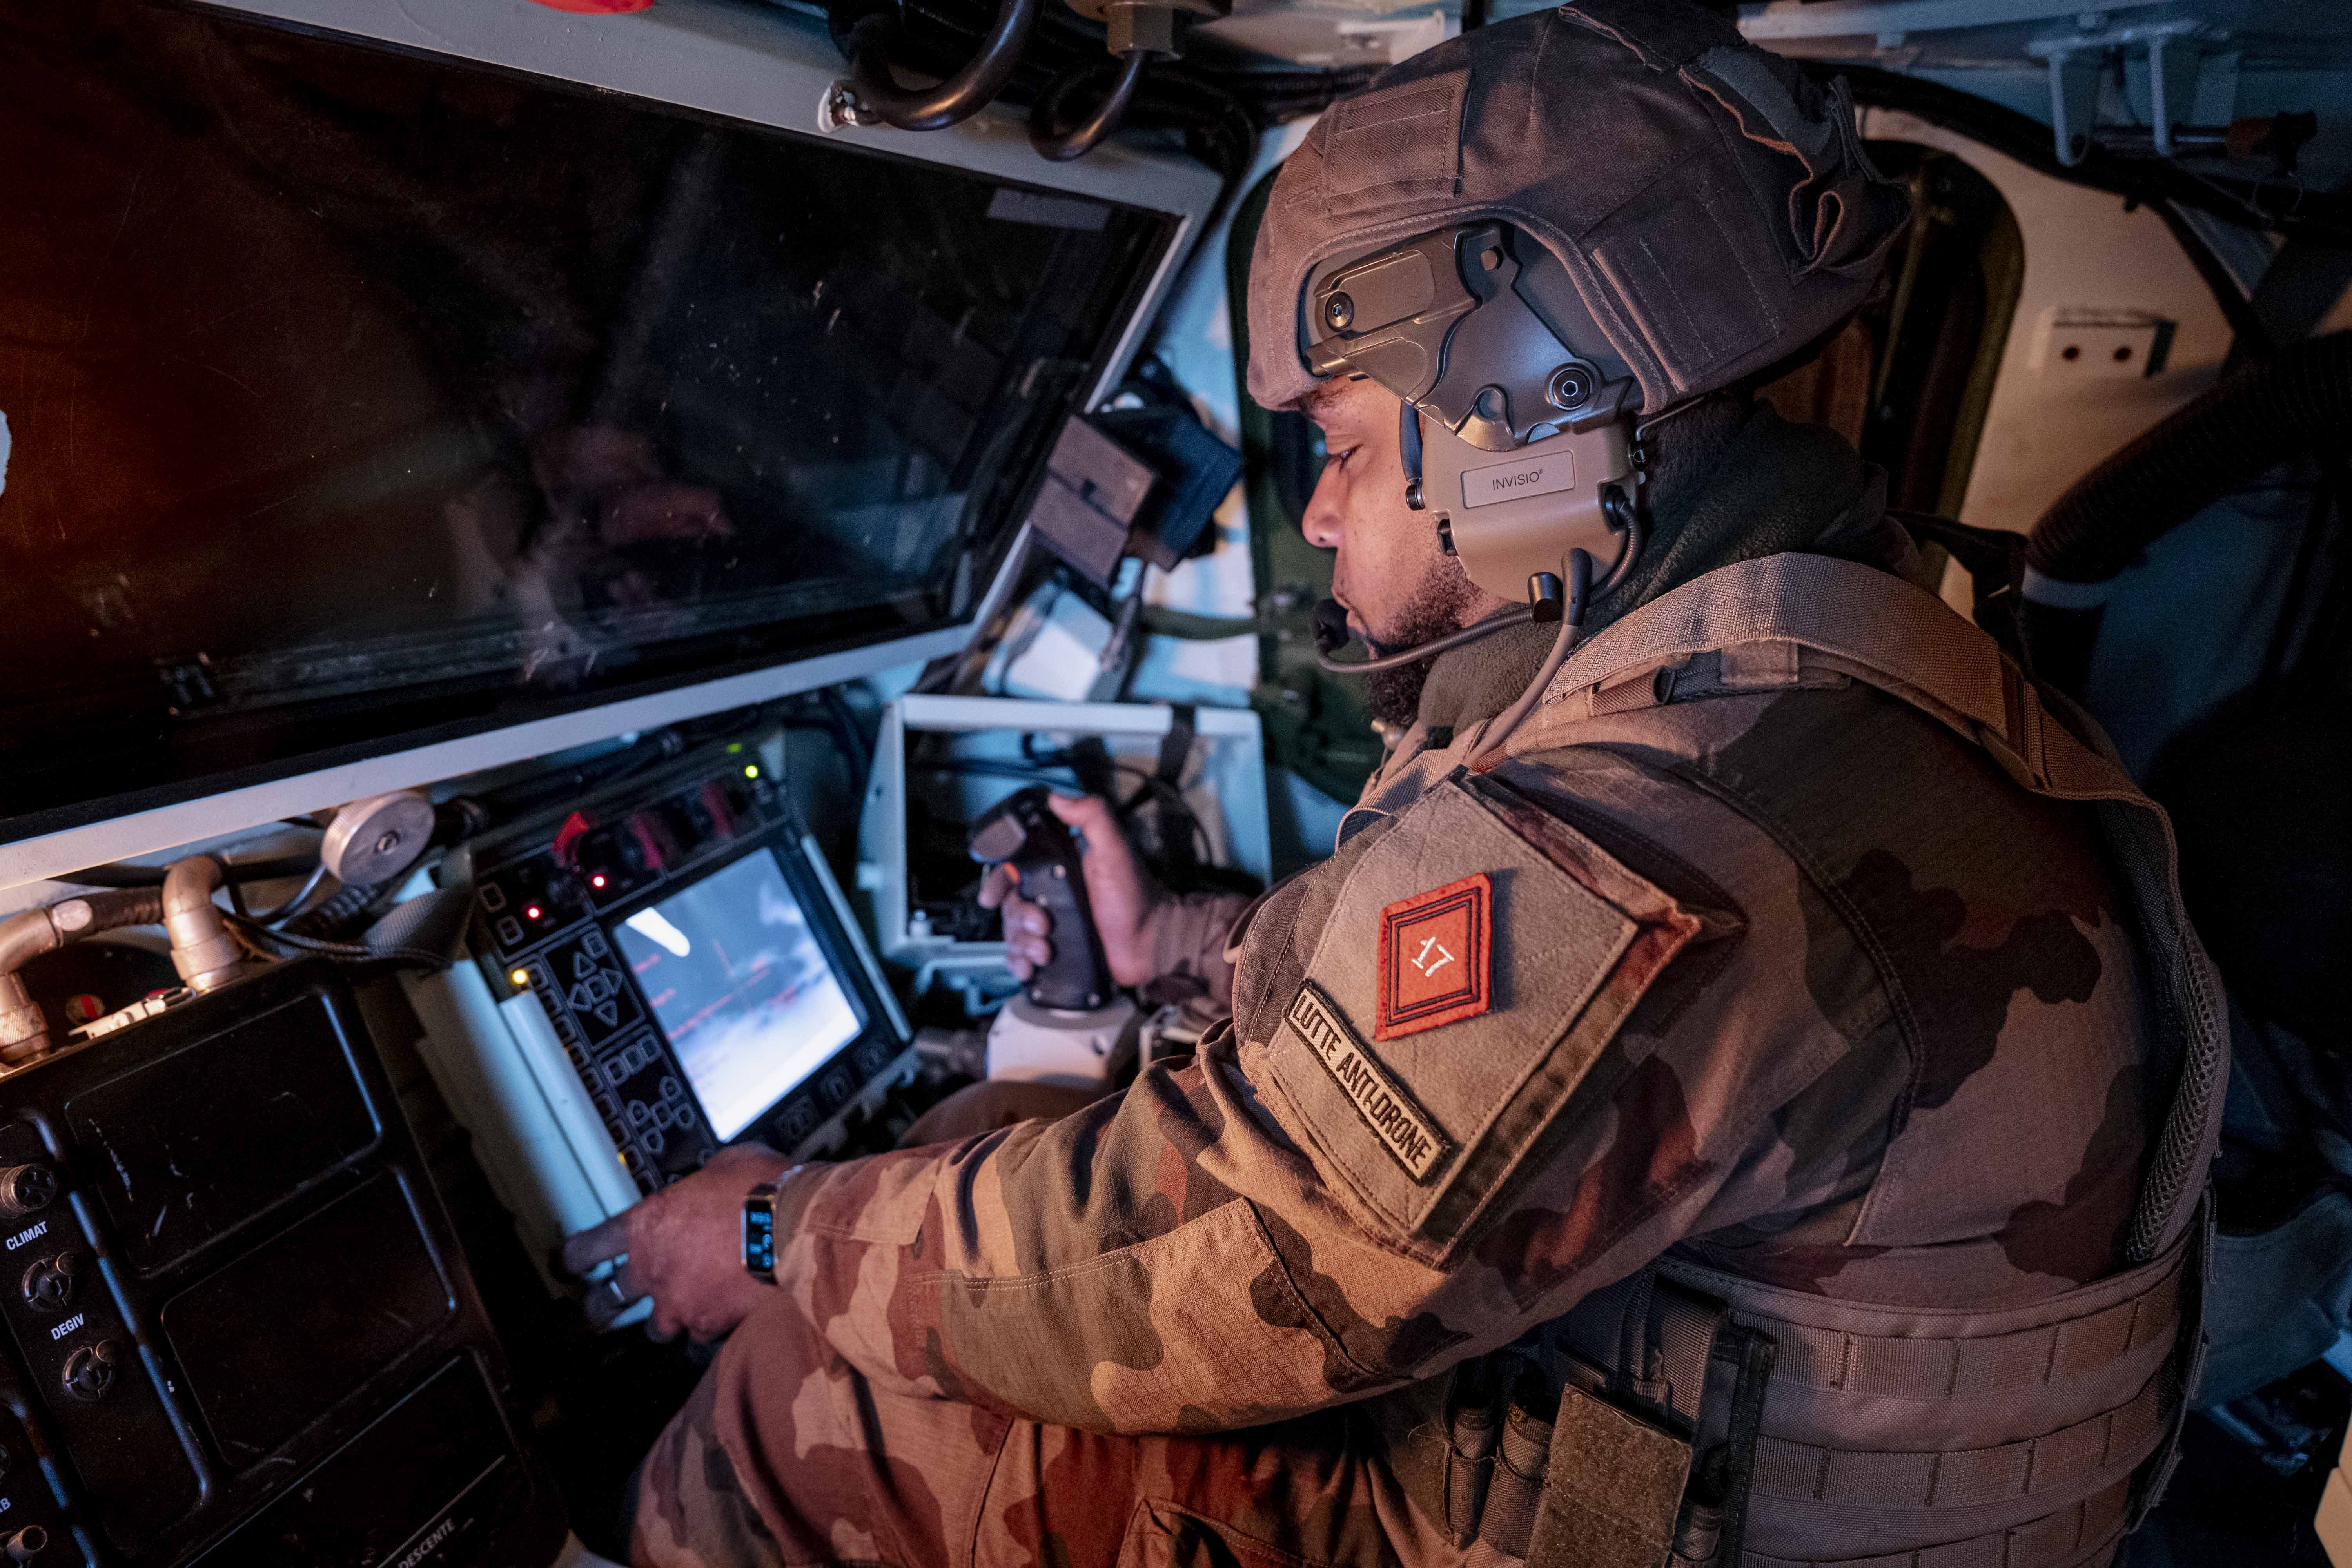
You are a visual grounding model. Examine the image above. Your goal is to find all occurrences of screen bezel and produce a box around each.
[598,839,893,1153]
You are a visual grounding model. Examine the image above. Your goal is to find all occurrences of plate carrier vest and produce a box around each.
[1340,552,2227,1568]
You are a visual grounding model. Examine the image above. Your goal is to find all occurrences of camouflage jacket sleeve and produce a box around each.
[1141,888,1256,1011]
[764,759,1898,1435]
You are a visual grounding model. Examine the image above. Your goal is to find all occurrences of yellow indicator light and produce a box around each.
[510,968,530,987]
[743,764,760,779]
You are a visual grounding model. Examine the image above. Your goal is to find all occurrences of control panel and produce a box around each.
[0,960,564,1566]
[463,747,911,1197]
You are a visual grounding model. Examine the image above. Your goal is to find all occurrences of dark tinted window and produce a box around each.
[0,0,1170,833]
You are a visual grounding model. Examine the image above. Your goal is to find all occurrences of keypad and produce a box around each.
[473,763,877,1193]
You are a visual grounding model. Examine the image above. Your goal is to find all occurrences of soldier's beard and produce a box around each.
[1359,563,1486,729]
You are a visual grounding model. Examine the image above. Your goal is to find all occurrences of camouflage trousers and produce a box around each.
[628,1285,1451,1568]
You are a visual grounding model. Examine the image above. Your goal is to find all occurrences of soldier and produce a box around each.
[566,2,2226,1564]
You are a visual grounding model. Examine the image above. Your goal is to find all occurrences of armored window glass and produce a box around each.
[0,0,1173,837]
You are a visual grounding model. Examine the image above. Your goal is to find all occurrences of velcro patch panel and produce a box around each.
[1253,773,1696,1259]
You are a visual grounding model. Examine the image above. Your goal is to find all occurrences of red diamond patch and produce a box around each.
[1375,872,1492,1041]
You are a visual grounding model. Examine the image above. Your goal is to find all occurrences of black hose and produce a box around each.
[815,688,874,803]
[2028,332,2352,584]
[848,0,1040,132]
[1031,51,1149,162]
[2021,331,2352,695]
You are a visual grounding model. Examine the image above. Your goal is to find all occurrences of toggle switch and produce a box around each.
[0,1167,56,1218]
[20,1252,78,1313]
[4,1524,43,1560]
[62,1342,116,1403]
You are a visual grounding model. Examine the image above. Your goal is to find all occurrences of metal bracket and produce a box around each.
[2027,16,2208,168]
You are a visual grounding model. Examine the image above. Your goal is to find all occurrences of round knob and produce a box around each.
[62,1341,117,1403]
[4,1524,44,1560]
[0,1167,56,1218]
[21,1252,78,1313]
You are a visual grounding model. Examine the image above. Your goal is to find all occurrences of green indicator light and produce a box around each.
[744,764,760,779]
[727,742,743,753]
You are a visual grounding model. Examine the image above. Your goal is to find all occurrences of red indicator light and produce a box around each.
[525,905,543,921]
[590,874,608,890]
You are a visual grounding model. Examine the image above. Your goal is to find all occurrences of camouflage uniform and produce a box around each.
[631,0,2225,1556]
[628,395,2216,1566]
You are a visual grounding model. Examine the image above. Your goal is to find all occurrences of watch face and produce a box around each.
[742,1192,777,1279]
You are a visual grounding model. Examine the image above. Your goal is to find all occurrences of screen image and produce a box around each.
[613,853,862,1141]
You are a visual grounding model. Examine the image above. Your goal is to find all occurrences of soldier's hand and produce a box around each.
[976,792,1165,987]
[560,1143,791,1343]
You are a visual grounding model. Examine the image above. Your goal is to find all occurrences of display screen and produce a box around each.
[0,0,1174,839]
[613,852,862,1141]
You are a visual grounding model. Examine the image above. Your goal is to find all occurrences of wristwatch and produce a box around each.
[742,1169,797,1282]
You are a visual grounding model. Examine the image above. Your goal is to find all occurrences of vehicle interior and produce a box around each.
[0,0,2346,1563]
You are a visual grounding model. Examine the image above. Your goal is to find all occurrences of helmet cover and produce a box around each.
[1245,0,1910,418]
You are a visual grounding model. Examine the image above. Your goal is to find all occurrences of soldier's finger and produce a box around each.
[580,1267,641,1331]
[562,1210,635,1276]
[644,1304,682,1343]
[1045,792,1149,892]
[976,862,1019,910]
[1044,791,1120,844]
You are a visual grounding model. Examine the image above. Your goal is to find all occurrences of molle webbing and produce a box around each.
[1749,1374,2165,1515]
[1707,1256,2183,1406]
[1741,1477,2132,1568]
[1546,1239,2190,1568]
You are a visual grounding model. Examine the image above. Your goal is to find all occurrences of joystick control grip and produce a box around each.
[968,787,1114,1013]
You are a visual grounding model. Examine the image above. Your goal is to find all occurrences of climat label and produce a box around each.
[1460,447,1575,509]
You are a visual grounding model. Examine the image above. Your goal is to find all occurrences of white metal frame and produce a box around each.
[0,0,1220,892]
[864,694,1272,978]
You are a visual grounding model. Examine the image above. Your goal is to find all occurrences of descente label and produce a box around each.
[1283,984,1447,1182]
[1460,448,1575,510]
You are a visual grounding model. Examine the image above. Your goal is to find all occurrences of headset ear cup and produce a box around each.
[1424,415,1633,606]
